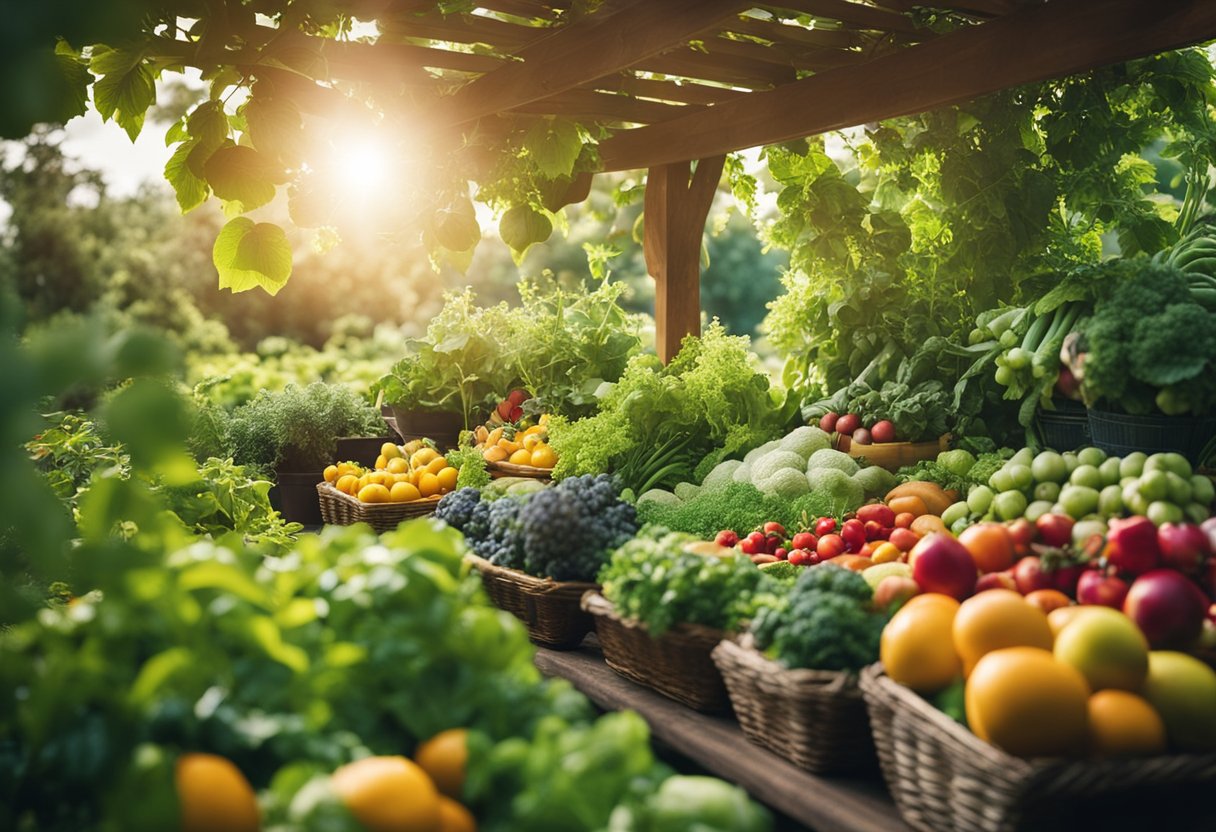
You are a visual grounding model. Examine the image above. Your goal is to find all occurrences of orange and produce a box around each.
[1087,690,1166,756]
[425,456,449,475]
[1024,588,1071,614]
[391,481,422,503]
[437,797,476,832]
[965,647,1090,758]
[418,472,441,498]
[508,448,532,465]
[176,753,260,832]
[881,593,962,694]
[331,756,441,832]
[336,474,360,495]
[324,465,340,484]
[530,445,557,469]
[436,467,458,494]
[957,523,1015,574]
[953,589,1053,675]
[358,484,392,503]
[415,728,467,798]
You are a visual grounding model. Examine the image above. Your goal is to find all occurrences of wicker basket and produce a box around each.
[835,434,951,471]
[712,637,875,774]
[582,592,731,713]
[859,664,1216,832]
[487,460,553,481]
[463,554,596,649]
[316,482,439,532]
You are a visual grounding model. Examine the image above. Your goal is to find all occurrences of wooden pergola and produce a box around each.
[250,0,1216,359]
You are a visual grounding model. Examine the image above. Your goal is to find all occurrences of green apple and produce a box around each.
[1143,651,1216,751]
[1054,607,1149,692]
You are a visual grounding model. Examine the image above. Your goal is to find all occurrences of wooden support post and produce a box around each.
[643,155,725,363]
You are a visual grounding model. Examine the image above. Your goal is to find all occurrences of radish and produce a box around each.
[871,420,896,443]
[819,412,839,433]
[836,413,861,435]
[852,427,872,445]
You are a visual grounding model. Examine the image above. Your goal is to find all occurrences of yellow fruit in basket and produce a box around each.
[522,424,543,436]
[486,427,503,446]
[381,442,401,459]
[484,446,508,463]
[374,454,388,470]
[386,457,410,475]
[358,484,392,503]
[425,456,449,475]
[418,472,441,498]
[530,445,557,468]
[437,467,458,493]
[474,426,489,443]
[323,465,340,483]
[411,448,439,468]
[522,433,542,452]
[336,474,359,495]
[403,439,422,455]
[497,439,520,454]
[391,481,422,503]
[331,756,441,832]
[508,448,532,465]
[336,462,361,479]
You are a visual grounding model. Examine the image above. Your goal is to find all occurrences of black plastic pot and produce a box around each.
[387,404,464,452]
[273,470,324,526]
[1035,399,1091,452]
[335,436,396,467]
[1087,409,1216,464]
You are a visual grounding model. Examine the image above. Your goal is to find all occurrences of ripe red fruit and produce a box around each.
[817,534,845,558]
[739,539,757,555]
[1076,569,1129,608]
[763,521,787,536]
[1011,556,1054,595]
[909,533,977,599]
[714,530,739,548]
[815,517,837,536]
[1035,514,1074,548]
[1157,523,1211,574]
[852,427,873,445]
[507,389,529,406]
[975,571,1018,593]
[788,549,809,566]
[791,532,816,551]
[840,519,866,553]
[806,551,822,565]
[1006,518,1036,554]
[836,413,861,436]
[497,400,514,420]
[1124,569,1209,649]
[870,420,896,443]
[888,527,920,552]
[893,512,915,529]
[819,412,839,433]
[774,548,789,561]
[857,504,897,528]
[1105,516,1161,577]
[508,405,524,422]
[863,520,885,541]
[747,531,765,545]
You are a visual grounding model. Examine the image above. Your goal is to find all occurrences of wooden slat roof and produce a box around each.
[239,0,1216,172]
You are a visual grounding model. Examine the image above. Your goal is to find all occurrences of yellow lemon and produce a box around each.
[331,756,441,832]
[415,729,467,799]
[508,449,532,465]
[358,484,392,503]
[391,481,422,503]
[336,474,360,495]
[529,446,557,468]
[418,472,441,498]
[387,457,410,475]
[425,456,449,475]
[336,462,361,479]
[483,447,507,463]
[381,442,401,459]
[323,465,340,483]
[436,467,458,494]
[411,448,439,468]
[522,434,542,452]
[374,454,388,471]
[176,753,260,832]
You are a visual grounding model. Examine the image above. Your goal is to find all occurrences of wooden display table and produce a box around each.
[534,642,908,832]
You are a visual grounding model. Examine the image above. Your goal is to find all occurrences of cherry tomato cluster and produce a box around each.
[715,503,924,567]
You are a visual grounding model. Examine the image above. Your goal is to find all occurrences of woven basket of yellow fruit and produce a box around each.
[474,401,557,480]
[317,440,459,532]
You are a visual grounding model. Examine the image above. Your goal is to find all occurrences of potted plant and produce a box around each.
[214,383,385,524]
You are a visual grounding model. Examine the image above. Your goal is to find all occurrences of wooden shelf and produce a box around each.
[533,643,909,832]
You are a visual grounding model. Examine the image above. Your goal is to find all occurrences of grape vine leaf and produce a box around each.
[164,141,208,212]
[204,145,279,213]
[53,41,92,122]
[89,46,156,141]
[525,118,583,180]
[243,95,305,167]
[213,218,293,295]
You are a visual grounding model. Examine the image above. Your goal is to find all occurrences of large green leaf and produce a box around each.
[243,94,305,167]
[525,118,583,180]
[499,204,552,254]
[53,41,92,122]
[89,46,155,141]
[213,218,293,295]
[164,141,208,212]
[204,145,279,213]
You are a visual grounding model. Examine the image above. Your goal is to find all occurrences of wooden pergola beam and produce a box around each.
[437,0,751,125]
[644,155,726,362]
[597,0,1216,172]
[764,0,923,35]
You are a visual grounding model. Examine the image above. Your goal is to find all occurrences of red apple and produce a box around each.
[863,520,885,541]
[819,412,839,433]
[871,420,896,443]
[975,571,1018,593]
[1006,518,1036,556]
[840,519,866,553]
[1012,556,1054,595]
[1106,516,1161,577]
[1157,523,1211,574]
[817,534,845,559]
[763,521,787,536]
[1075,569,1130,608]
[815,517,837,536]
[874,575,920,609]
[909,533,977,599]
[836,413,861,436]
[1035,514,1075,548]
[714,530,739,548]
[1050,562,1086,597]
[1202,517,1216,553]
[1124,568,1209,649]
[774,547,788,561]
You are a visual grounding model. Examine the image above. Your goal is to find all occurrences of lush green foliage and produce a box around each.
[549,323,794,492]
[194,382,383,474]
[761,49,1216,398]
[598,528,774,635]
[636,481,841,540]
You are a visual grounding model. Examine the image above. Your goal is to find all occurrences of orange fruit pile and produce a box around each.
[324,440,458,503]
